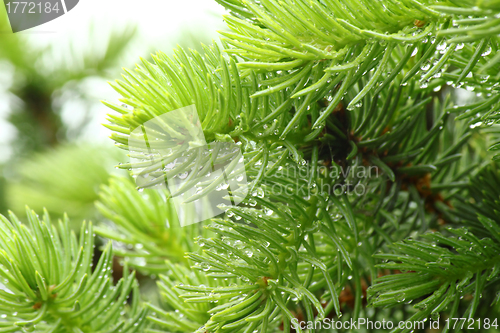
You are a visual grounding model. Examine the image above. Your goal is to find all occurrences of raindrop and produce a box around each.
[252,188,265,198]
[421,63,431,71]
[216,183,230,191]
[395,293,406,303]
[482,47,492,57]
[479,75,490,83]
[436,42,447,52]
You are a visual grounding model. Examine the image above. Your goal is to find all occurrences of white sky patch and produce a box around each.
[0,0,227,162]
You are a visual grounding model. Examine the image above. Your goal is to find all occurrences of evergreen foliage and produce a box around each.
[0,209,147,332]
[6,145,121,224]
[95,176,209,274]
[1,0,500,332]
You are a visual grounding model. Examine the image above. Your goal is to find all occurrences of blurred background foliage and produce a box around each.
[5,144,124,223]
[0,0,225,223]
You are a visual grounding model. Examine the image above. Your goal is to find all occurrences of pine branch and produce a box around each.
[368,216,500,332]
[95,176,210,274]
[0,209,147,332]
[95,1,500,332]
[368,163,500,332]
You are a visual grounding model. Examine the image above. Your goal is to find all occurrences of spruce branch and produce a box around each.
[369,163,500,332]
[368,216,500,332]
[0,209,147,333]
[95,176,210,274]
[97,0,500,331]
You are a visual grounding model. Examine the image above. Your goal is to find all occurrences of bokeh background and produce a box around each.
[0,0,226,222]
